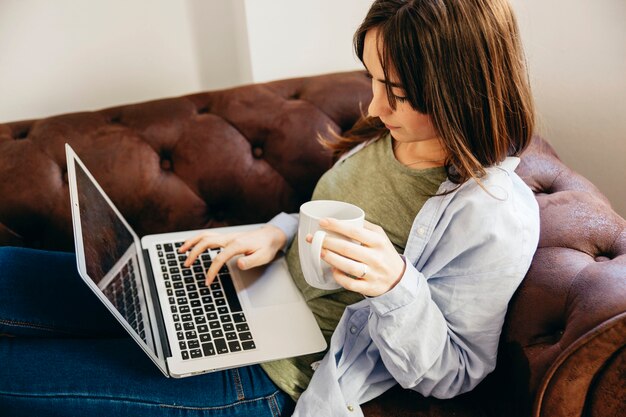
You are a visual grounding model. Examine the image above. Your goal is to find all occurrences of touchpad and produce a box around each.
[230,256,302,308]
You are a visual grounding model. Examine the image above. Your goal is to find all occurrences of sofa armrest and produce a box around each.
[534,308,626,416]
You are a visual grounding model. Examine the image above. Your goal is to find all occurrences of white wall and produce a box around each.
[243,0,371,83]
[1,0,624,216]
[510,0,626,217]
[0,0,200,123]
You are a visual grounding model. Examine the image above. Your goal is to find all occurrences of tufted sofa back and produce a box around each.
[0,72,371,250]
[0,71,624,416]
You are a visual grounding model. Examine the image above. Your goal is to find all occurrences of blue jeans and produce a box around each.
[0,247,295,416]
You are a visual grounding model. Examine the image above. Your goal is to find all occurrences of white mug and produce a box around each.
[298,200,365,290]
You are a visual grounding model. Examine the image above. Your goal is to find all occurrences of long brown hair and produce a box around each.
[322,0,534,184]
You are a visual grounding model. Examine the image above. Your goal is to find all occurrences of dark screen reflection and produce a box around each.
[74,160,154,350]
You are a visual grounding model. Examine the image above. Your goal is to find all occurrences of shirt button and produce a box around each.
[349,325,357,334]
[417,226,426,236]
[347,405,354,412]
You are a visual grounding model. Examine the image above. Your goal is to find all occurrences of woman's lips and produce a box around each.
[384,123,399,130]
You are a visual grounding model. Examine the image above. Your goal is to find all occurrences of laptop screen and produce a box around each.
[73,157,158,358]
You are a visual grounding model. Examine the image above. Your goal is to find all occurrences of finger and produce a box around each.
[320,218,377,246]
[185,235,228,267]
[205,243,242,284]
[179,232,219,253]
[321,248,369,280]
[363,219,384,233]
[237,249,270,270]
[331,267,369,294]
[321,235,369,263]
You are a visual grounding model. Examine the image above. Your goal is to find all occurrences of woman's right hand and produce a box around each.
[178,225,287,285]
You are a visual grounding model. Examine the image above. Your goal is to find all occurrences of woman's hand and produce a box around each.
[306,218,406,297]
[179,225,287,285]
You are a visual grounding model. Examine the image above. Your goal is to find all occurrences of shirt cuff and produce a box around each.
[367,256,421,316]
[267,212,299,253]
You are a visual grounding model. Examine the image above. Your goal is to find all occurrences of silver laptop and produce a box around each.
[65,144,326,378]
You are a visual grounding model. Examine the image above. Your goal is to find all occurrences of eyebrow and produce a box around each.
[364,67,404,89]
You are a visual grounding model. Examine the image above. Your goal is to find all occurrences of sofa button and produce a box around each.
[347,405,354,412]
[161,158,172,171]
[349,325,357,335]
[252,146,263,158]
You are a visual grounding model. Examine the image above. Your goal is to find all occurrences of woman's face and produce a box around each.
[363,28,440,145]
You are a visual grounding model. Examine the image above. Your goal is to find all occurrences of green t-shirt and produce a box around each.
[260,134,447,400]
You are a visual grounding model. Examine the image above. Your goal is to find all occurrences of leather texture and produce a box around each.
[0,71,624,416]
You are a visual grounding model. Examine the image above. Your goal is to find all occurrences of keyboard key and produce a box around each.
[197,325,209,334]
[183,322,194,331]
[177,331,185,340]
[241,341,256,350]
[202,342,215,356]
[228,341,242,352]
[211,329,224,339]
[164,244,174,252]
[235,323,249,332]
[181,350,190,360]
[220,315,232,323]
[200,333,211,343]
[239,332,253,341]
[223,323,234,332]
[188,340,200,349]
[190,349,202,358]
[214,338,228,354]
[179,305,190,313]
[179,341,187,350]
[225,332,237,341]
[232,313,246,323]
[221,277,242,312]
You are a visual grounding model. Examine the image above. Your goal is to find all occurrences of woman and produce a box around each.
[0,0,539,416]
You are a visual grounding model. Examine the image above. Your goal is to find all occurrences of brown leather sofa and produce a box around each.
[1,71,624,416]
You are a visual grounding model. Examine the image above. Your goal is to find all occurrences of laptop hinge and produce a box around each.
[142,248,173,359]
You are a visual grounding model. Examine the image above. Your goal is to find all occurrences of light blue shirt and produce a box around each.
[269,149,540,417]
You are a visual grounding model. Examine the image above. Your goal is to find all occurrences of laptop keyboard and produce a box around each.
[157,242,256,361]
[102,259,147,343]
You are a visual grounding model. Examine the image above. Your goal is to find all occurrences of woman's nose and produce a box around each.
[367,82,391,118]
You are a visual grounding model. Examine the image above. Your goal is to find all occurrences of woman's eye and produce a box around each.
[394,96,408,103]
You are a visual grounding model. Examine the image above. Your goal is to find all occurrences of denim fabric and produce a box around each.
[0,247,294,417]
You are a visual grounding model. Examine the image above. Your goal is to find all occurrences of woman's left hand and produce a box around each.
[306,218,406,297]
